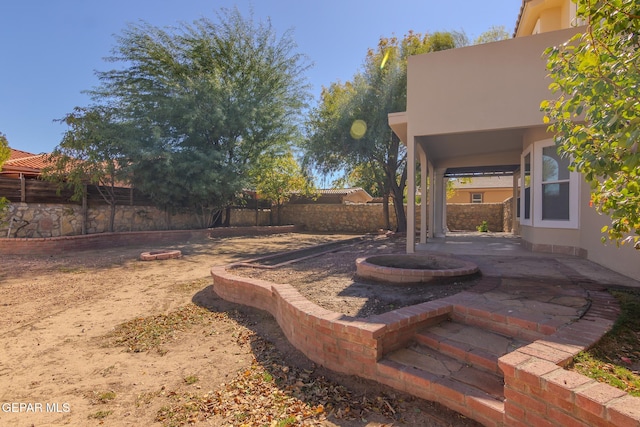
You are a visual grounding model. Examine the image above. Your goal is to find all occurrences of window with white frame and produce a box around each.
[530,139,579,229]
[519,148,532,225]
[471,193,483,204]
[540,145,570,220]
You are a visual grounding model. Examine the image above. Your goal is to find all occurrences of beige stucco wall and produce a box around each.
[448,188,512,204]
[406,27,580,139]
[519,131,638,278]
[516,0,574,37]
[578,180,639,279]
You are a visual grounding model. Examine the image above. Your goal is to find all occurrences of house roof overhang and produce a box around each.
[415,127,528,171]
[388,112,408,145]
[445,164,520,178]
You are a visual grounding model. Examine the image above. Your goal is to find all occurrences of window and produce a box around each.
[532,140,579,228]
[471,193,483,203]
[541,146,570,220]
[519,148,532,225]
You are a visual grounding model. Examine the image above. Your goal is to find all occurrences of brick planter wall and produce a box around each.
[211,268,640,427]
[211,266,451,378]
[0,225,299,256]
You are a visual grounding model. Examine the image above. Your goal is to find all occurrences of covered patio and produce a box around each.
[388,27,581,254]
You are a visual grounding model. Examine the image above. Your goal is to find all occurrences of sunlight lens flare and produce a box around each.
[380,49,390,69]
[350,120,367,139]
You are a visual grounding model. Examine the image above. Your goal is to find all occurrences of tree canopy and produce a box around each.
[303,31,463,231]
[474,25,510,44]
[542,0,640,248]
[57,8,310,223]
[44,106,130,232]
[249,150,315,224]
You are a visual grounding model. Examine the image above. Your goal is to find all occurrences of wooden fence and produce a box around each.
[0,177,274,210]
[0,176,152,206]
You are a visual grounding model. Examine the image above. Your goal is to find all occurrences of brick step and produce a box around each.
[378,348,505,425]
[415,319,530,375]
[386,344,505,401]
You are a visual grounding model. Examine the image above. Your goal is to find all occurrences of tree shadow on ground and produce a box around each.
[191,285,482,427]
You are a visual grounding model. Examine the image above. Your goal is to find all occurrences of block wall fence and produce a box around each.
[0,199,513,238]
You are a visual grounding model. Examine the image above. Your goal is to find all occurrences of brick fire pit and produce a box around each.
[139,250,182,261]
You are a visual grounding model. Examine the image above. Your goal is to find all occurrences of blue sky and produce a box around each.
[0,0,522,154]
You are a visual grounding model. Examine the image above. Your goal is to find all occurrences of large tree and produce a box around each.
[542,0,640,248]
[88,8,310,222]
[43,106,131,232]
[303,31,461,232]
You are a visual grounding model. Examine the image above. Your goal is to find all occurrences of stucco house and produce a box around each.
[448,176,513,204]
[388,0,638,279]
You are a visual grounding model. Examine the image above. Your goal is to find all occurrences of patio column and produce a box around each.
[418,146,428,244]
[428,162,435,239]
[512,171,520,234]
[433,168,447,237]
[406,136,416,254]
[442,173,449,234]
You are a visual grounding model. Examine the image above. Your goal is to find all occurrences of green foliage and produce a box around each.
[0,132,9,166]
[43,106,129,232]
[476,220,489,232]
[249,151,315,207]
[86,8,310,216]
[249,151,315,225]
[303,31,463,232]
[474,25,510,44]
[569,289,640,397]
[44,107,128,198]
[0,132,10,215]
[542,0,640,248]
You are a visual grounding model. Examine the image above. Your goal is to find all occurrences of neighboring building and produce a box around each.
[288,188,373,205]
[1,148,49,179]
[448,176,513,204]
[388,0,638,279]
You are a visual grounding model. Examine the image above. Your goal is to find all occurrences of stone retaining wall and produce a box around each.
[447,203,504,232]
[0,201,510,238]
[279,203,397,233]
[1,203,208,238]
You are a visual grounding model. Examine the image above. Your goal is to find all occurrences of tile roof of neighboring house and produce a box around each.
[514,0,531,37]
[451,176,513,189]
[1,148,51,178]
[288,187,373,204]
[8,148,38,160]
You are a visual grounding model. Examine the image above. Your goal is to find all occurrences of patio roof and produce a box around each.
[444,164,519,178]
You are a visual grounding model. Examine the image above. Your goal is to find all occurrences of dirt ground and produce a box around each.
[0,232,481,426]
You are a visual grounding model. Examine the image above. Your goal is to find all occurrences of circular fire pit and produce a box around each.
[139,250,182,261]
[355,253,478,284]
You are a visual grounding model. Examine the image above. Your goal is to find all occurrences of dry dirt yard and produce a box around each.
[0,232,481,427]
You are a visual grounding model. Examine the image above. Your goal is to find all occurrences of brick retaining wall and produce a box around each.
[211,267,640,427]
[0,225,299,256]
